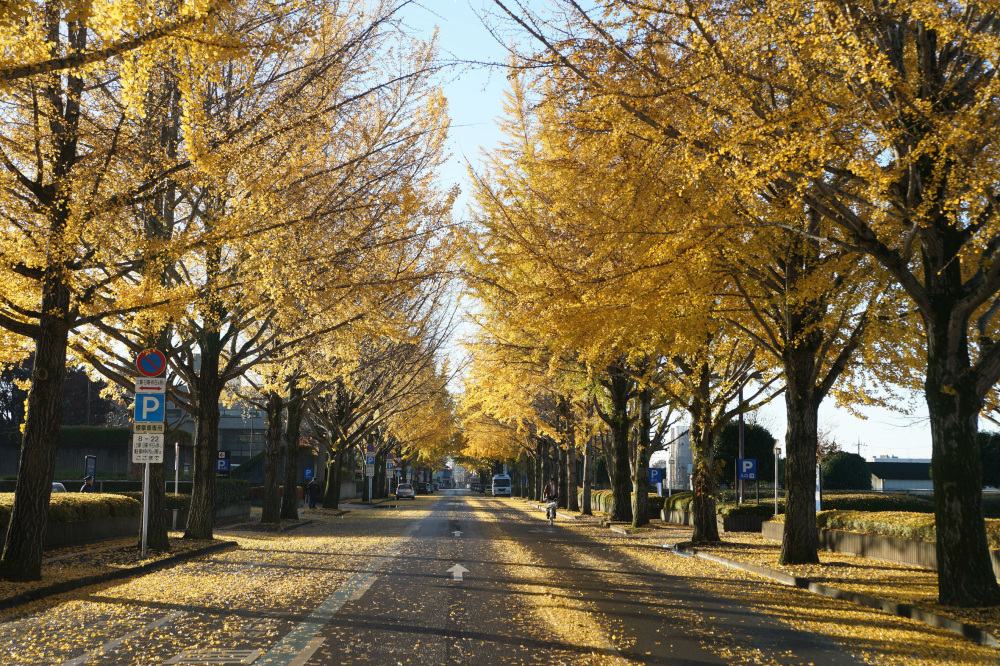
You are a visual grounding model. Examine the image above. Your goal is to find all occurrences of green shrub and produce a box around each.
[116,491,190,510]
[0,492,142,525]
[664,491,694,512]
[820,452,872,490]
[981,495,1000,518]
[719,502,780,517]
[216,479,251,505]
[648,494,665,513]
[810,510,1000,549]
[822,492,934,513]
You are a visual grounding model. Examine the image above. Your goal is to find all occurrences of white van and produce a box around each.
[492,474,511,497]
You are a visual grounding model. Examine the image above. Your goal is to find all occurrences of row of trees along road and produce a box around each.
[0,0,457,581]
[461,0,1000,607]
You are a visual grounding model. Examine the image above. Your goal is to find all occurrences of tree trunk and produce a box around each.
[925,316,1000,605]
[778,386,820,565]
[0,279,71,580]
[566,444,579,512]
[607,373,633,523]
[260,391,283,524]
[631,387,653,528]
[144,463,169,551]
[185,391,222,539]
[324,447,343,509]
[689,365,719,543]
[281,382,303,521]
[582,438,593,516]
[534,440,543,501]
[557,446,568,509]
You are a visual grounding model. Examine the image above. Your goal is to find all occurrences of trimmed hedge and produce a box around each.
[718,501,781,517]
[0,492,141,525]
[821,492,934,513]
[577,489,667,514]
[664,491,694,512]
[771,510,1000,549]
[117,491,190,510]
[216,479,251,505]
[249,485,303,501]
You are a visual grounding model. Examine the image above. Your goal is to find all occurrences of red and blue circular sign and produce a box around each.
[136,349,167,377]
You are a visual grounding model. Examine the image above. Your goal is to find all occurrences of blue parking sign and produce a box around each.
[737,458,757,480]
[305,468,314,480]
[648,468,663,485]
[134,393,165,422]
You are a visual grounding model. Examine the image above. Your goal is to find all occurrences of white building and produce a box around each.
[868,457,933,492]
[650,424,694,491]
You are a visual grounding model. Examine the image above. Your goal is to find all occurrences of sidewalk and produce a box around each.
[0,534,234,614]
[531,499,1000,651]
[674,530,1000,647]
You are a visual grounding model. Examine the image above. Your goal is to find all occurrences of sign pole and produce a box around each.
[141,462,151,558]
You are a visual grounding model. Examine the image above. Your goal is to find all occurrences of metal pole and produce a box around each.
[774,447,779,516]
[141,462,150,558]
[738,385,744,505]
[173,441,179,530]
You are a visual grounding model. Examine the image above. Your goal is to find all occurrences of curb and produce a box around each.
[0,540,238,612]
[673,544,1000,648]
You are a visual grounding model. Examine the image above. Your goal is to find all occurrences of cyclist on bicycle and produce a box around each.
[544,476,558,525]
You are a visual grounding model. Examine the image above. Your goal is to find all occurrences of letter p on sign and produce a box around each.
[737,458,757,480]
[134,394,165,423]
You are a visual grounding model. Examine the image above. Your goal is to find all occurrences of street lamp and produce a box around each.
[773,441,781,516]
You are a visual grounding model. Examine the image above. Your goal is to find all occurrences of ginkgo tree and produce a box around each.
[490,0,1000,606]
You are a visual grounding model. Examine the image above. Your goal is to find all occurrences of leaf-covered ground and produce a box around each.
[529,501,1000,665]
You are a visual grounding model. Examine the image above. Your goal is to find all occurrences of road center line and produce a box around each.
[256,514,425,666]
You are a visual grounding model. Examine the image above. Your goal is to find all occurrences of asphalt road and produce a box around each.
[0,491,864,665]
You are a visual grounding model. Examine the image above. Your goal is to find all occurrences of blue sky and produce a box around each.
[403,1,936,460]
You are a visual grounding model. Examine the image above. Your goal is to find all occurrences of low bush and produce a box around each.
[250,485,303,501]
[718,502,780,517]
[116,491,190,510]
[782,510,1000,549]
[0,492,141,525]
[216,479,251,505]
[663,491,694,512]
[821,493,934,513]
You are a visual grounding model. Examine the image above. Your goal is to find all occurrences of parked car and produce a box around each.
[395,483,415,500]
[415,482,429,494]
[51,482,67,493]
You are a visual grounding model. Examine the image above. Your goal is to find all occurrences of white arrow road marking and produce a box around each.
[452,530,463,537]
[447,564,469,582]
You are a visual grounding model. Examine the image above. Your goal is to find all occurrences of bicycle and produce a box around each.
[546,500,557,526]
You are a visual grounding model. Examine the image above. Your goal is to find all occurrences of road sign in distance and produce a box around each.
[386,462,395,470]
[136,377,166,393]
[365,464,375,477]
[737,458,757,480]
[134,394,165,423]
[648,468,663,485]
[366,443,375,453]
[305,468,314,480]
[365,455,376,465]
[136,349,167,377]
[132,434,164,463]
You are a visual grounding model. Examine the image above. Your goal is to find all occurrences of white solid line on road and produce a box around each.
[286,638,324,666]
[62,611,185,665]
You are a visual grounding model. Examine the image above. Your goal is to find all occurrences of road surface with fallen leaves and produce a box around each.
[0,490,995,665]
